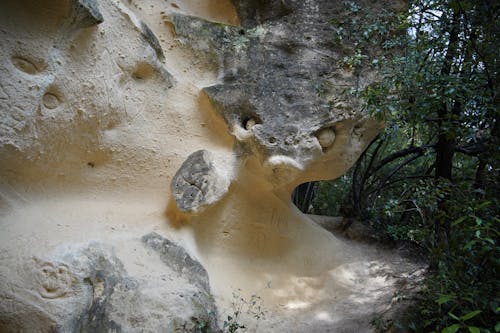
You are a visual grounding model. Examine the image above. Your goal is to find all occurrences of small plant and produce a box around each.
[341,49,368,70]
[222,290,267,333]
[183,290,267,333]
[190,316,213,333]
[371,315,393,332]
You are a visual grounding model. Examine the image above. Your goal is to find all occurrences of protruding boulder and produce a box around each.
[171,150,231,213]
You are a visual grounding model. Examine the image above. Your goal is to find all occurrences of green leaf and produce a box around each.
[448,312,461,321]
[461,310,482,321]
[474,216,483,226]
[442,324,461,333]
[452,216,468,226]
[495,322,500,332]
[463,240,476,250]
[484,238,495,245]
[437,294,455,305]
[468,327,480,333]
[476,201,491,210]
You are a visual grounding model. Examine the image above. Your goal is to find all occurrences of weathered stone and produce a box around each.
[171,2,386,188]
[142,232,218,331]
[140,22,166,62]
[76,247,127,333]
[70,0,104,29]
[0,242,218,333]
[171,150,230,213]
[316,127,336,149]
[0,293,57,333]
[142,232,212,292]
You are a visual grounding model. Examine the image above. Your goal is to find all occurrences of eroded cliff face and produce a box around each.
[0,0,421,332]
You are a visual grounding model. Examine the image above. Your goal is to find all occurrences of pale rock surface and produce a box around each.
[0,0,423,332]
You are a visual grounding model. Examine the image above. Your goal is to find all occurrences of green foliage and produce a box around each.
[222,290,266,332]
[189,315,214,333]
[312,175,351,216]
[310,0,500,331]
[185,290,267,333]
[404,197,499,332]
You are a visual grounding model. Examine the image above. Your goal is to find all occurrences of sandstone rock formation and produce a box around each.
[0,0,422,332]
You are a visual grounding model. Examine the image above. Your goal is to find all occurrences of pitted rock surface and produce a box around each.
[171,150,230,213]
[170,0,397,186]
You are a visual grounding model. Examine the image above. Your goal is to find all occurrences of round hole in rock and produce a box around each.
[243,118,257,130]
[11,55,45,75]
[132,62,155,81]
[42,93,61,109]
[316,127,336,149]
[353,122,364,136]
[241,115,261,131]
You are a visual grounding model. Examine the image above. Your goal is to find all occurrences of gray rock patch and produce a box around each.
[71,0,104,29]
[171,150,230,213]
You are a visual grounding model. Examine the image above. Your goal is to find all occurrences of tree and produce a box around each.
[310,0,499,331]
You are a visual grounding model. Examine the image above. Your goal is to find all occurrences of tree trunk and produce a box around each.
[435,134,455,181]
[433,9,461,252]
